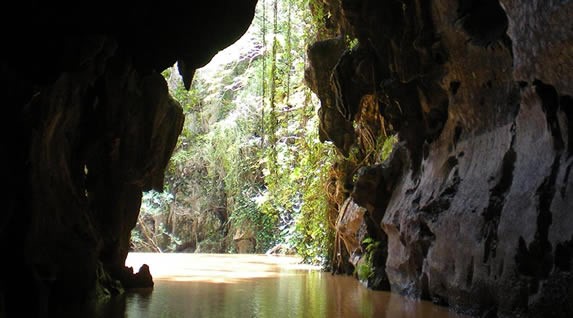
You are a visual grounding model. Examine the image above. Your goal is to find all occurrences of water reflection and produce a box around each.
[99,253,469,318]
[126,253,318,284]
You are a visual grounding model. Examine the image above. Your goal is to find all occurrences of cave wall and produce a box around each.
[309,0,573,317]
[0,1,257,315]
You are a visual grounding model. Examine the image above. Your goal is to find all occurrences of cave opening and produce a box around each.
[128,0,338,262]
[128,0,399,271]
[3,0,573,317]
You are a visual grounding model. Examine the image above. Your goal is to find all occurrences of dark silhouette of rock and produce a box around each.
[119,264,154,289]
[305,37,356,157]
[0,1,257,316]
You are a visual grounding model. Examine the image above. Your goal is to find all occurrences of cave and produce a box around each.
[1,0,572,317]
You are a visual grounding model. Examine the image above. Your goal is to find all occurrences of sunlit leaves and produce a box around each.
[132,0,338,259]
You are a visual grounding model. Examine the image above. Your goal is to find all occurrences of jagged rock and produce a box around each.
[343,144,407,291]
[118,264,154,289]
[351,143,407,217]
[330,44,381,122]
[305,37,356,156]
[177,59,197,90]
[336,197,368,266]
[317,0,573,316]
[502,0,573,96]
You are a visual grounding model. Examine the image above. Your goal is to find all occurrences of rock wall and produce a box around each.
[0,1,256,316]
[308,0,573,317]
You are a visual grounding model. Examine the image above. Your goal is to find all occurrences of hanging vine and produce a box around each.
[266,0,279,179]
[260,0,267,146]
[285,0,292,105]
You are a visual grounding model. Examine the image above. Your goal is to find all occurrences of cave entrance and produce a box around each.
[129,0,334,263]
[129,0,397,276]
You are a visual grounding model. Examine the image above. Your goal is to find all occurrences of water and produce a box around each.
[97,253,468,318]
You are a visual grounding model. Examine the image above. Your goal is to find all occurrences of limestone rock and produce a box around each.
[316,0,573,316]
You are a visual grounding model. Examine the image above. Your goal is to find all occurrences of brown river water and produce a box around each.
[91,253,470,318]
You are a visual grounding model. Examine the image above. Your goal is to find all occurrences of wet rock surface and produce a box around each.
[309,0,573,316]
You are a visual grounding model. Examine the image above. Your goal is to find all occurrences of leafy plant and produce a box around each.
[345,35,359,49]
[355,237,381,281]
[131,0,338,258]
[356,261,373,282]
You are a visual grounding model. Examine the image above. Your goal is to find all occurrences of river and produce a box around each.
[93,253,469,317]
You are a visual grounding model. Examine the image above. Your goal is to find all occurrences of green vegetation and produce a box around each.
[130,0,397,269]
[130,0,335,265]
[355,237,381,282]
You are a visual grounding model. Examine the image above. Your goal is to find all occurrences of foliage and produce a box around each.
[356,261,373,282]
[130,0,336,259]
[228,190,278,253]
[345,35,359,50]
[131,191,180,252]
[130,0,396,268]
[261,102,335,264]
[355,237,381,281]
